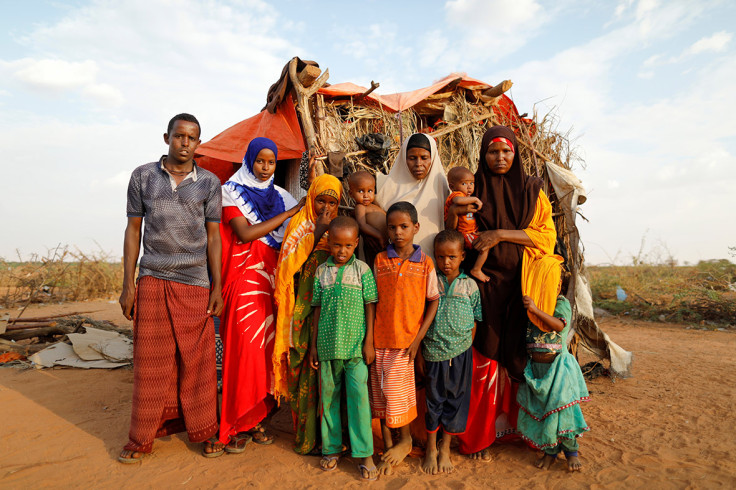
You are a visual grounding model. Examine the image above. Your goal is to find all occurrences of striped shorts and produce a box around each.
[369,348,417,428]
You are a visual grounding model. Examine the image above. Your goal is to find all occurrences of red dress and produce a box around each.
[218,206,278,443]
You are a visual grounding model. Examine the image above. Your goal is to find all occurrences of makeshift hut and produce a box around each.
[195,57,632,377]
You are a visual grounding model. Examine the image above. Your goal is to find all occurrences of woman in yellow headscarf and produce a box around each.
[273,173,342,455]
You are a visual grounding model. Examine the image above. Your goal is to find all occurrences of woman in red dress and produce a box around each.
[218,137,304,452]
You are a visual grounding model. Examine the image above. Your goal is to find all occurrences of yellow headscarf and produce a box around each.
[272,174,342,400]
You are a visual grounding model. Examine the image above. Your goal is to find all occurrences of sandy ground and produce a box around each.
[1,299,735,489]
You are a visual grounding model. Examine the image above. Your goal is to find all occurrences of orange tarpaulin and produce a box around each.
[195,95,305,184]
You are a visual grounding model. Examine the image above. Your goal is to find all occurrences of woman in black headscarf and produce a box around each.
[448,125,557,460]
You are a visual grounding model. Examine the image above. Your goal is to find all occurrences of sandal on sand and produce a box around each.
[202,436,225,458]
[225,433,252,454]
[246,423,275,445]
[358,464,378,481]
[320,455,340,472]
[118,450,147,464]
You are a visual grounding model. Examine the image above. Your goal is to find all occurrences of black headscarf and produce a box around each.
[470,125,543,380]
[406,133,432,153]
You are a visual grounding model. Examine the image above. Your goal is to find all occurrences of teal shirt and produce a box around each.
[422,270,482,362]
[312,255,378,361]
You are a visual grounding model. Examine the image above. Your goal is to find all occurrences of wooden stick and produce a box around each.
[288,57,330,175]
[1,326,75,341]
[355,81,379,102]
[430,110,493,139]
[0,338,52,355]
[482,80,513,98]
[5,321,58,331]
[7,310,101,323]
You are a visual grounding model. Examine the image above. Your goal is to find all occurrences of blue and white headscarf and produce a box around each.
[222,137,297,249]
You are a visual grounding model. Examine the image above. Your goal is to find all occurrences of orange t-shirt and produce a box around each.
[444,191,477,235]
[373,245,440,349]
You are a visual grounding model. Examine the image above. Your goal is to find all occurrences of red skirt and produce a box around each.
[125,276,218,453]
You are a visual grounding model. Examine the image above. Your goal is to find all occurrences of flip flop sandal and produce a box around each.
[246,424,275,445]
[225,433,252,454]
[358,464,378,481]
[202,436,225,458]
[320,455,340,472]
[118,451,147,464]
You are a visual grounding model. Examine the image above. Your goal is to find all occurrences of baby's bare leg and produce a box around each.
[470,249,491,282]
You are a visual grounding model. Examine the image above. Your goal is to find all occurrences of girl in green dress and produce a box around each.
[517,268,590,472]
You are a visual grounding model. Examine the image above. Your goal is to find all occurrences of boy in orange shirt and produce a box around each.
[444,166,488,282]
[368,201,440,476]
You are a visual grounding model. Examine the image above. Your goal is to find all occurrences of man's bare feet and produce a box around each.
[202,437,225,458]
[118,449,145,464]
[469,447,492,462]
[358,456,378,481]
[437,440,454,474]
[535,453,557,470]
[376,459,393,476]
[470,267,490,283]
[421,446,439,475]
[566,453,582,472]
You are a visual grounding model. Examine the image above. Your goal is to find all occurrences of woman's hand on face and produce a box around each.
[315,206,332,227]
[473,230,503,252]
[289,197,306,217]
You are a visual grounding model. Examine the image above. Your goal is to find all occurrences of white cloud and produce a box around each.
[444,0,547,57]
[685,30,732,55]
[9,58,98,91]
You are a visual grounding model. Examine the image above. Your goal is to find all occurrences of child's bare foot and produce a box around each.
[535,453,557,470]
[566,452,582,472]
[358,456,378,481]
[437,443,454,474]
[470,267,490,283]
[381,435,411,466]
[376,459,393,476]
[469,447,492,462]
[421,446,439,475]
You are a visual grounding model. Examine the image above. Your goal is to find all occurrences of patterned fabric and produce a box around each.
[373,245,439,349]
[320,358,373,458]
[424,347,473,434]
[444,191,478,236]
[526,296,571,353]
[124,276,218,453]
[126,158,222,288]
[273,174,342,401]
[288,249,330,454]
[217,206,279,444]
[369,348,417,428]
[423,271,482,362]
[214,316,223,392]
[517,296,590,450]
[456,348,519,455]
[312,255,378,361]
[222,137,297,249]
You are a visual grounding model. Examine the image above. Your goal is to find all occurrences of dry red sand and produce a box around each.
[1,300,734,488]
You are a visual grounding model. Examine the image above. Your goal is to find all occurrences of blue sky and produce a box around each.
[1,0,734,264]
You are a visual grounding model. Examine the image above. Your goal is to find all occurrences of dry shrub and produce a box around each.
[0,245,123,308]
[588,259,736,326]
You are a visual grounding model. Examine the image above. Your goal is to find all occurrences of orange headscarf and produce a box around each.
[272,174,342,400]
